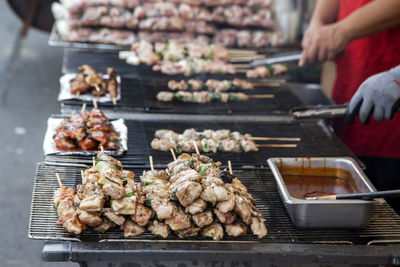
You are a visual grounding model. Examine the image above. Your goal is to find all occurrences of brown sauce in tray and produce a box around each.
[278,166,361,199]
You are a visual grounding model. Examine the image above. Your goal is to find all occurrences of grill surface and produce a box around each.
[30,162,400,245]
[45,118,356,167]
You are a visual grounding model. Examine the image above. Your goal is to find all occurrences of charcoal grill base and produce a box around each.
[42,241,400,266]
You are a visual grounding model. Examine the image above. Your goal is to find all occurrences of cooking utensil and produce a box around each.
[290,104,348,119]
[250,51,302,68]
[267,157,376,229]
[306,189,400,200]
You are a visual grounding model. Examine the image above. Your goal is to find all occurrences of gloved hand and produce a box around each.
[345,67,400,124]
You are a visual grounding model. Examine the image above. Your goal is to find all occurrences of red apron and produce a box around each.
[332,0,400,159]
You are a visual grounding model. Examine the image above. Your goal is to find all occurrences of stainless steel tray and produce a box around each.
[267,157,376,229]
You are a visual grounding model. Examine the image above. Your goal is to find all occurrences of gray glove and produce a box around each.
[345,67,400,124]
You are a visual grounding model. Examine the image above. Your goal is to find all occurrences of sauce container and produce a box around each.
[267,157,376,229]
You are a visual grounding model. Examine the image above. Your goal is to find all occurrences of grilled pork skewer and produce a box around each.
[167,78,254,92]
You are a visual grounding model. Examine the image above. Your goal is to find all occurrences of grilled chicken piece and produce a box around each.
[201,223,224,241]
[53,132,76,149]
[226,223,247,237]
[192,211,213,228]
[154,130,179,140]
[185,198,207,215]
[234,195,252,225]
[111,195,137,215]
[94,219,116,233]
[156,91,174,102]
[122,219,145,237]
[250,217,267,239]
[63,213,86,235]
[214,208,237,224]
[216,191,235,213]
[79,136,98,150]
[188,79,203,90]
[165,206,191,231]
[150,198,174,219]
[176,227,200,238]
[103,208,126,226]
[106,67,118,98]
[246,66,270,79]
[102,182,125,200]
[232,78,254,90]
[151,138,175,152]
[132,204,152,226]
[174,181,203,207]
[77,210,103,227]
[200,186,217,205]
[168,80,188,91]
[213,185,228,202]
[148,220,171,238]
[70,73,90,94]
[54,187,76,207]
[79,190,105,212]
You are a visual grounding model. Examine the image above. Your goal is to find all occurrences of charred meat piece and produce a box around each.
[185,198,207,215]
[201,223,224,241]
[94,219,116,233]
[214,208,237,224]
[250,217,267,239]
[77,209,103,227]
[192,210,213,228]
[165,206,191,231]
[70,73,90,95]
[176,227,200,238]
[103,208,126,226]
[132,204,152,226]
[122,219,145,237]
[148,220,171,238]
[226,223,248,237]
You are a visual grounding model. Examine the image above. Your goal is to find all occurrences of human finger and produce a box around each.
[358,99,374,124]
[345,95,363,124]
[372,105,384,121]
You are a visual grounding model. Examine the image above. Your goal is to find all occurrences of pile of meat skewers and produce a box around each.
[53,108,120,151]
[54,151,267,240]
[119,40,236,76]
[70,64,119,103]
[151,129,258,153]
[52,0,284,48]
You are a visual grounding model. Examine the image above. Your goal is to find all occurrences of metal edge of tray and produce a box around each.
[267,157,375,205]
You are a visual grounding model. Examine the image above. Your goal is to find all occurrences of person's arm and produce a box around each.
[338,0,400,41]
[299,0,400,66]
[309,0,341,26]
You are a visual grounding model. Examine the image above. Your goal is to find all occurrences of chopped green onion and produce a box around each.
[174,147,182,153]
[200,134,207,140]
[144,198,153,207]
[202,143,210,153]
[120,176,126,181]
[229,94,241,102]
[145,182,154,186]
[199,163,213,176]
[229,132,234,137]
[190,95,197,102]
[190,64,195,75]
[173,93,181,100]
[123,192,135,198]
[55,202,60,210]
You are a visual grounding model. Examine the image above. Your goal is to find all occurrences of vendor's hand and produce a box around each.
[299,23,350,66]
[345,69,400,124]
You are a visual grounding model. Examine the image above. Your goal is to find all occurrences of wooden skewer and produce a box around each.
[81,103,87,113]
[55,173,63,188]
[254,82,281,87]
[229,57,266,63]
[170,148,177,161]
[228,160,233,175]
[92,156,96,167]
[112,97,117,106]
[256,144,298,148]
[94,84,101,92]
[232,64,251,68]
[76,92,80,98]
[251,137,301,142]
[100,145,104,153]
[250,94,275,99]
[149,156,154,171]
[80,170,84,180]
[92,99,98,108]
[228,49,258,54]
[192,141,200,155]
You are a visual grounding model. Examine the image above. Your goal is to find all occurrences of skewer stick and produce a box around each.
[251,137,301,142]
[232,64,251,68]
[228,160,233,175]
[112,97,117,106]
[192,141,200,155]
[100,145,104,153]
[256,144,298,148]
[250,94,275,99]
[170,148,177,161]
[92,99,98,108]
[81,103,87,113]
[253,82,281,87]
[80,170,84,180]
[149,156,154,171]
[94,84,101,92]
[92,156,96,167]
[55,173,63,188]
[76,92,80,98]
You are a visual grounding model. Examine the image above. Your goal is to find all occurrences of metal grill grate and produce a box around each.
[62,77,302,115]
[29,163,400,244]
[45,119,358,167]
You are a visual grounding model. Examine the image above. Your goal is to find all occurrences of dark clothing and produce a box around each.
[359,156,400,214]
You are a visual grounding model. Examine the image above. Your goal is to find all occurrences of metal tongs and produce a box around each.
[250,51,302,68]
[290,104,348,119]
